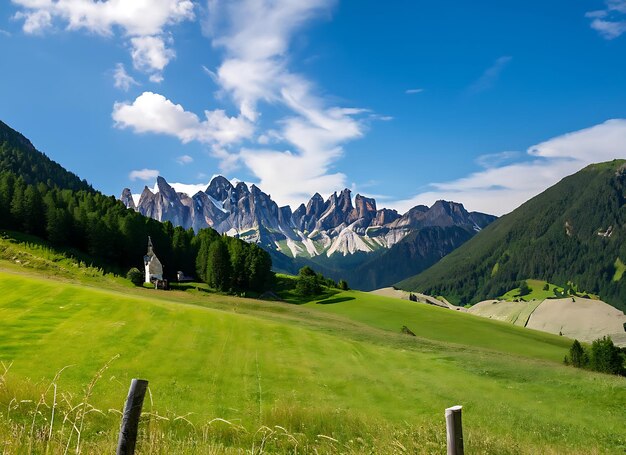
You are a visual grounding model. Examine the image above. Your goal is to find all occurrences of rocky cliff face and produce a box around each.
[121,175,496,259]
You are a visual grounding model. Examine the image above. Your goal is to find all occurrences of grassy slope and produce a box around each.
[398,160,626,311]
[308,291,570,361]
[0,268,624,453]
[499,279,560,302]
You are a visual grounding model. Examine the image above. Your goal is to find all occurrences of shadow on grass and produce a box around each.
[316,296,355,305]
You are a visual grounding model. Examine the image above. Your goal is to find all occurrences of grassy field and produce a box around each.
[0,264,625,453]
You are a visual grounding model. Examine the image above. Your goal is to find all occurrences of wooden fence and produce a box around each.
[115,378,464,455]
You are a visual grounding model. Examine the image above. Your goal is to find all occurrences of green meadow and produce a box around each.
[0,265,624,453]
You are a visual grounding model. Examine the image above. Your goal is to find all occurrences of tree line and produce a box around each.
[564,337,625,376]
[0,171,273,292]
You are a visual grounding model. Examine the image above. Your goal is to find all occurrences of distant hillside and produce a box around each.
[264,225,482,290]
[0,120,273,292]
[0,120,92,192]
[399,160,626,312]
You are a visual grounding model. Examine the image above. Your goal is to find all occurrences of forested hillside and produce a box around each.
[0,121,273,292]
[0,120,91,192]
[399,160,626,312]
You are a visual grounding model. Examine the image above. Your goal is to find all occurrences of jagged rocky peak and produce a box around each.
[155,176,179,201]
[120,188,136,210]
[373,208,399,226]
[120,174,497,261]
[206,175,233,201]
[139,185,154,202]
[306,193,326,217]
[279,206,293,225]
[354,194,377,219]
[293,203,306,219]
[426,200,470,226]
[338,188,354,213]
[234,181,250,197]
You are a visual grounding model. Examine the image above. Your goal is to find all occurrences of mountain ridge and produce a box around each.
[122,175,495,261]
[121,175,497,290]
[398,160,626,312]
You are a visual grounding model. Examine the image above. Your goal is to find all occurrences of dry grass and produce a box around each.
[0,360,555,455]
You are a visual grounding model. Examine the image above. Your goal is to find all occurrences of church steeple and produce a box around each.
[144,236,163,284]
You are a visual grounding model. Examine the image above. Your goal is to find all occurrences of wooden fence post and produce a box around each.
[445,405,464,455]
[116,379,149,455]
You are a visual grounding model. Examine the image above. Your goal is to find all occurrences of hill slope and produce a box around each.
[1,265,625,453]
[399,160,626,311]
[0,120,92,192]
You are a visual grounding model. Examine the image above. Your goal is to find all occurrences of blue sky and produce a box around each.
[1,0,625,215]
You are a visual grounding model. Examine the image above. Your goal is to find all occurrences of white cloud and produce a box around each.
[113,63,139,91]
[130,35,175,76]
[239,148,347,207]
[405,88,424,94]
[113,0,365,208]
[468,56,512,94]
[587,0,626,39]
[204,0,365,206]
[129,168,159,181]
[390,119,626,216]
[0,29,11,37]
[589,18,626,39]
[150,180,211,196]
[11,0,194,80]
[112,91,253,145]
[176,154,193,165]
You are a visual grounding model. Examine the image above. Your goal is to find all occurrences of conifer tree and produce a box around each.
[207,239,231,291]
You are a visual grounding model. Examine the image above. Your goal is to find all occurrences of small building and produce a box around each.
[144,236,164,284]
[176,271,193,282]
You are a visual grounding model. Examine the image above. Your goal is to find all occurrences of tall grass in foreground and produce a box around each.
[0,360,546,454]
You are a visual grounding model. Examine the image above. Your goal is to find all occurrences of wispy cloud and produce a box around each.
[113,63,139,91]
[176,154,193,165]
[129,168,159,181]
[468,56,512,94]
[209,0,367,206]
[0,28,11,37]
[405,88,424,94]
[390,119,626,216]
[587,0,626,39]
[475,151,521,169]
[11,0,194,81]
[113,0,367,208]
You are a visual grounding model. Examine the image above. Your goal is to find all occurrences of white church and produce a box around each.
[144,236,163,284]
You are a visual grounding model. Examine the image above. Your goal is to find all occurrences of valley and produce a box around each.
[2,2,626,454]
[1,265,624,454]
[0,121,625,454]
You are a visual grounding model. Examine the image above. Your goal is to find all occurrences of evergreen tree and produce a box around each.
[568,340,587,368]
[9,178,25,228]
[296,266,321,296]
[589,336,623,375]
[207,239,232,291]
[0,173,15,225]
[23,184,44,235]
[194,228,219,282]
[228,238,247,290]
[245,245,273,292]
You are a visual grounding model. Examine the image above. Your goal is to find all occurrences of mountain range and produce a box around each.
[121,177,496,289]
[399,160,626,312]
